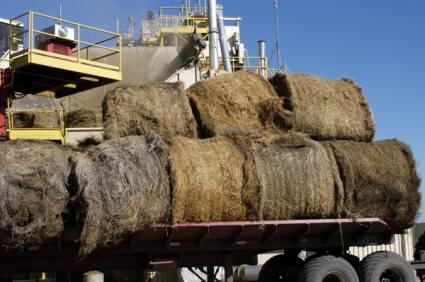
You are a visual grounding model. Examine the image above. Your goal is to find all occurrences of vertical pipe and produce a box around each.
[258,40,266,77]
[208,0,219,70]
[216,5,232,73]
[29,12,33,52]
[83,271,104,282]
[274,0,282,70]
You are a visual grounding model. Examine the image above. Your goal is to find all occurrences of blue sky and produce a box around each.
[3,0,425,221]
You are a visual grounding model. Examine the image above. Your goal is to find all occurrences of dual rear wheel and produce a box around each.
[258,251,414,282]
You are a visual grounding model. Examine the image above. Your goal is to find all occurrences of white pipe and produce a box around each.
[208,0,219,70]
[258,40,266,77]
[216,4,232,73]
[83,271,104,282]
[233,265,261,281]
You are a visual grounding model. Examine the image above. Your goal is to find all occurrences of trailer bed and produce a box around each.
[0,218,393,274]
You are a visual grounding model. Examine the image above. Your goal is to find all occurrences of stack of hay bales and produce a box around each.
[102,82,197,142]
[0,140,73,249]
[180,70,420,232]
[71,133,170,258]
[1,69,419,256]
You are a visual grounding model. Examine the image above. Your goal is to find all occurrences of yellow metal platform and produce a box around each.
[7,105,66,144]
[3,11,122,98]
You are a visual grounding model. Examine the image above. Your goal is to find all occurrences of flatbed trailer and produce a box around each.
[0,218,399,281]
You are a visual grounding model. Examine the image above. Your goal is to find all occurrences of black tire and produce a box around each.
[357,251,414,282]
[296,255,359,282]
[258,254,304,282]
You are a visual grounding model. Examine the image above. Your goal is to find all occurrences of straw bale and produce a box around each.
[0,140,72,249]
[234,132,340,221]
[324,139,421,233]
[268,73,375,141]
[12,111,61,128]
[102,82,197,141]
[169,136,246,223]
[186,70,278,138]
[71,133,170,258]
[65,107,102,128]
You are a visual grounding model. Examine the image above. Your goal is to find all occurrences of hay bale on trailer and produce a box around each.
[0,140,72,250]
[65,107,102,128]
[169,136,246,223]
[323,139,421,233]
[186,70,279,138]
[71,133,171,258]
[234,132,341,221]
[268,73,375,141]
[102,82,197,141]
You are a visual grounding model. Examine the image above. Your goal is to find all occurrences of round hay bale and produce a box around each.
[268,73,375,141]
[235,132,339,221]
[12,111,61,128]
[324,139,421,233]
[65,107,102,128]
[186,70,278,138]
[0,140,72,250]
[71,133,170,258]
[169,136,246,223]
[102,82,197,141]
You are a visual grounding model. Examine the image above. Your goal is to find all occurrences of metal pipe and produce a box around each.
[208,0,219,70]
[59,4,62,25]
[258,40,266,77]
[216,4,232,73]
[83,271,104,282]
[233,265,261,281]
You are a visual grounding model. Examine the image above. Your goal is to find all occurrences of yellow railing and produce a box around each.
[201,56,292,77]
[201,56,273,77]
[141,6,208,44]
[7,99,66,144]
[8,11,121,72]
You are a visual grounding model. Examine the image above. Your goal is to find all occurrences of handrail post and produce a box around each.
[77,24,81,62]
[29,12,33,54]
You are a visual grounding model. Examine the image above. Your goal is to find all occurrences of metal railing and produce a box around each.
[7,11,121,71]
[7,99,66,144]
[201,56,272,77]
[201,56,292,77]
[141,6,209,44]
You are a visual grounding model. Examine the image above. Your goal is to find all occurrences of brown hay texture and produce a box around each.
[0,140,72,250]
[169,136,246,223]
[71,133,170,258]
[268,73,375,141]
[65,107,102,128]
[102,82,197,141]
[324,139,421,233]
[235,132,340,221]
[256,97,293,132]
[186,70,279,138]
[12,112,61,128]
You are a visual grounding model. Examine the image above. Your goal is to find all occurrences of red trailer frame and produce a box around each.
[0,218,393,280]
